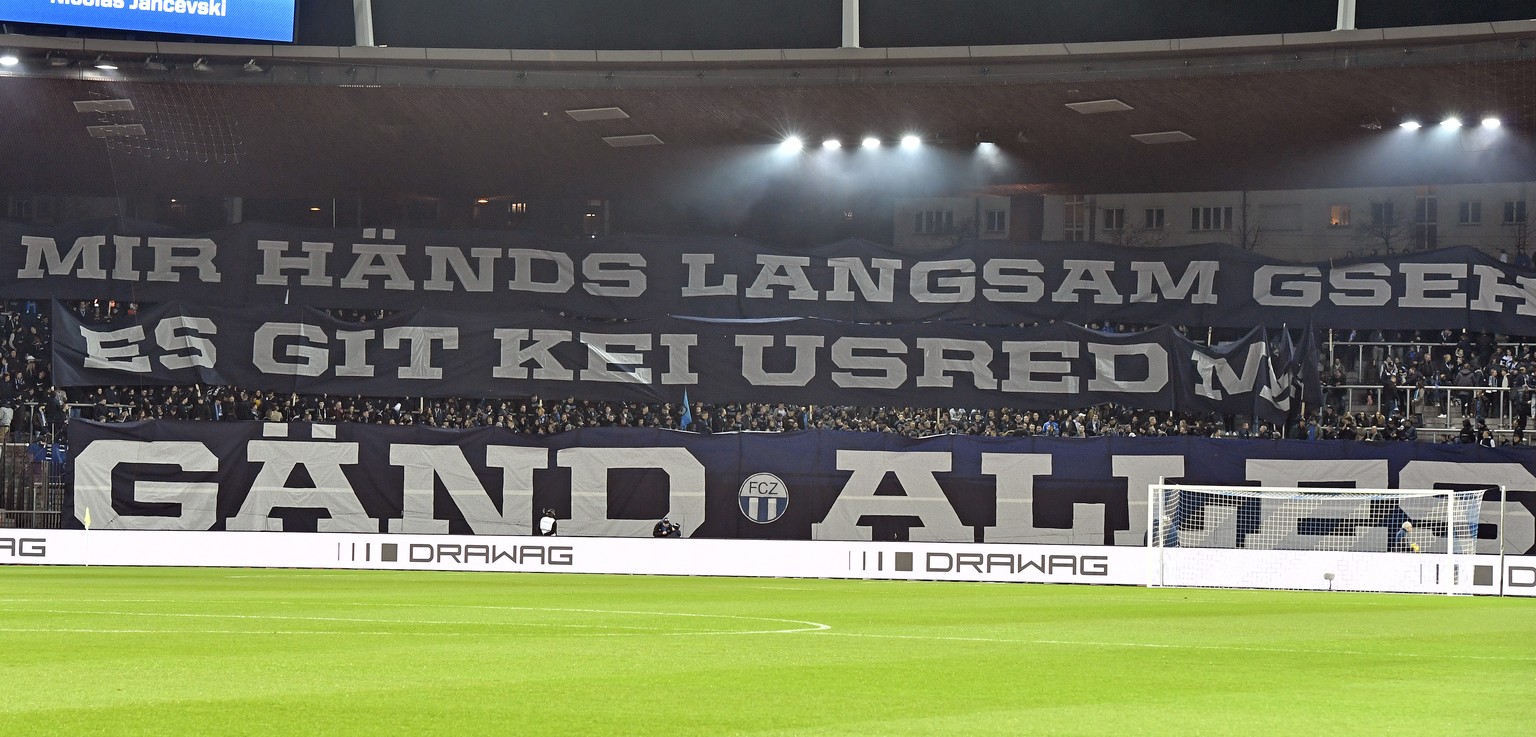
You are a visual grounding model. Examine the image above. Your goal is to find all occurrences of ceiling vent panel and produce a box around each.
[1131,130,1196,144]
[1065,99,1133,114]
[602,134,664,148]
[566,107,630,122]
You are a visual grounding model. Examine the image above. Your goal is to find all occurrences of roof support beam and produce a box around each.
[842,0,860,49]
[354,0,376,47]
[1335,0,1358,31]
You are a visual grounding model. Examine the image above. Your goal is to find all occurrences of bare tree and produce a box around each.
[1356,197,1413,254]
[1512,217,1531,259]
[1101,218,1169,247]
[945,216,977,249]
[1232,193,1265,251]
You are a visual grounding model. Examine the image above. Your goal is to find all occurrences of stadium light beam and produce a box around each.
[1439,116,1462,129]
[900,134,921,150]
[0,51,19,67]
[822,138,842,150]
[1482,116,1502,129]
[93,56,118,71]
[779,136,804,153]
[861,136,881,150]
[1399,119,1422,130]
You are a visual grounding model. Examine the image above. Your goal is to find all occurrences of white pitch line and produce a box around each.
[0,626,416,637]
[0,597,830,632]
[363,602,832,634]
[813,631,1536,662]
[9,608,672,632]
[1,603,831,637]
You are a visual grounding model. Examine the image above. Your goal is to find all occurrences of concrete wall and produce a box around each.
[1040,182,1534,260]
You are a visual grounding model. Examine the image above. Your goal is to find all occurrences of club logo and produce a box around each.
[738,472,789,524]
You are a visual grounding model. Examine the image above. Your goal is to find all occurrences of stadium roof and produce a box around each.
[2,21,1534,202]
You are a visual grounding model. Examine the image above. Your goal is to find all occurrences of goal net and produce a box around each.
[1148,485,1485,594]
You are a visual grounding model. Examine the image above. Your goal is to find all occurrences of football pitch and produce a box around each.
[0,567,1531,736]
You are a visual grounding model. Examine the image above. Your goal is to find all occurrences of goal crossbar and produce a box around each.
[1150,485,1448,496]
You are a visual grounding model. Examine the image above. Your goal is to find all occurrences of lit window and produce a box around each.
[1329,204,1350,227]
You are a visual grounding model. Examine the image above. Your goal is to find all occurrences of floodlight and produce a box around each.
[242,59,266,74]
[778,136,804,152]
[1399,120,1421,130]
[93,56,118,71]
[822,138,841,150]
[144,56,170,72]
[861,136,880,149]
[900,134,921,149]
[0,51,19,67]
[1439,116,1462,129]
[1482,116,1501,129]
[191,58,211,72]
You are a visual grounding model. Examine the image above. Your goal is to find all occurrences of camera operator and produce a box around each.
[652,517,682,538]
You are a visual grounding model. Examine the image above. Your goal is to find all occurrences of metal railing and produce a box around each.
[1325,337,1536,380]
[1323,382,1528,435]
[0,440,65,529]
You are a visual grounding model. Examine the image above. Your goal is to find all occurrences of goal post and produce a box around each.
[1148,484,1486,594]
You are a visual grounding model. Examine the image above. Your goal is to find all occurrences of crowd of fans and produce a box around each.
[2,300,1531,447]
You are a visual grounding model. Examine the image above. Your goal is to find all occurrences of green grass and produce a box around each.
[0,568,1532,736]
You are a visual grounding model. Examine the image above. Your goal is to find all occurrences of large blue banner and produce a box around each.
[5,220,1534,331]
[49,300,1318,419]
[67,421,1536,555]
[1,0,296,43]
